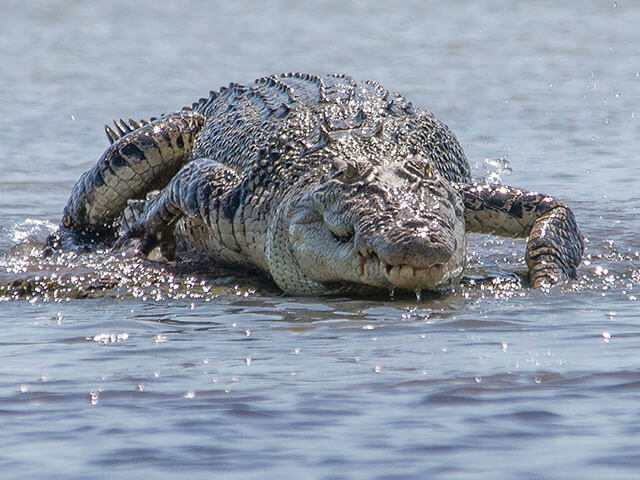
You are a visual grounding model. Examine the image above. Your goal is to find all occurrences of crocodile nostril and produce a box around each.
[403,220,426,229]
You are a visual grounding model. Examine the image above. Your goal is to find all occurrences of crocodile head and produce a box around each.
[268,153,466,295]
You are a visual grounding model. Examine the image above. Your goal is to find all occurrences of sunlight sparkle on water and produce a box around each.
[90,332,129,344]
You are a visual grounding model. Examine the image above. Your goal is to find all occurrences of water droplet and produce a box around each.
[374,365,382,374]
[415,290,422,302]
[389,287,395,300]
[602,331,611,342]
[153,334,167,344]
[19,384,28,393]
[593,265,609,276]
[534,376,543,384]
[475,376,482,383]
[184,391,196,399]
[362,324,375,330]
[91,332,130,344]
[245,356,252,366]
[501,342,508,351]
[482,156,512,183]
[89,391,99,405]
[137,384,144,392]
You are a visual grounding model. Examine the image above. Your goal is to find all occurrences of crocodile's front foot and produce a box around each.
[525,205,584,288]
[458,182,584,289]
[113,221,177,262]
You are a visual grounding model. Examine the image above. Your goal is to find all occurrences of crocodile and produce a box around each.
[49,73,584,295]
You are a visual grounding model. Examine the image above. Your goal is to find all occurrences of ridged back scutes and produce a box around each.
[191,90,219,114]
[192,73,370,119]
[188,73,470,185]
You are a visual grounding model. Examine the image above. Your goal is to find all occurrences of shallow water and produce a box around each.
[2,1,640,478]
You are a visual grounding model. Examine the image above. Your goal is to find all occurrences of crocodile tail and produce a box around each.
[58,109,206,245]
[105,118,152,144]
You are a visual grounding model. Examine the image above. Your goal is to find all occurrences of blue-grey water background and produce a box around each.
[1,1,640,478]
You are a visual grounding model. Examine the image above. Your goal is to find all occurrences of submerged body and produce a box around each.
[52,73,584,295]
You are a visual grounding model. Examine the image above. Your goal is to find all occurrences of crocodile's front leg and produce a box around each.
[117,158,247,266]
[457,183,584,287]
[55,110,206,245]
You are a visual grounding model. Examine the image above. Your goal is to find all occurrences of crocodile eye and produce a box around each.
[344,163,358,180]
[332,158,359,181]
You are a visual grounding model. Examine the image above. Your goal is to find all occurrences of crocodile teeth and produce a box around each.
[384,262,447,290]
[357,251,447,290]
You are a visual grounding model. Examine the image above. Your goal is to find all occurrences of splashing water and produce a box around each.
[482,156,512,184]
[0,237,273,302]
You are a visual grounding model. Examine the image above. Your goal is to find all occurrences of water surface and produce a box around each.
[2,1,640,478]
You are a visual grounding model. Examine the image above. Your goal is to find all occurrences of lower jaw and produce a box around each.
[357,256,458,292]
[384,265,449,291]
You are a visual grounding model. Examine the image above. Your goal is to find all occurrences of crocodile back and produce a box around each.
[190,73,471,184]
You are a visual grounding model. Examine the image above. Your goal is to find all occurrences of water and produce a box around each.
[2,1,640,478]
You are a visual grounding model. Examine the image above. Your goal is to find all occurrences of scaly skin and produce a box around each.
[52,73,584,295]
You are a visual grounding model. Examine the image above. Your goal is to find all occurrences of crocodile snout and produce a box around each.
[375,230,455,270]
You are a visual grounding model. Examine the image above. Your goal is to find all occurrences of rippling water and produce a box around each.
[2,1,640,478]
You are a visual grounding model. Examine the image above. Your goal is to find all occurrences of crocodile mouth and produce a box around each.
[357,249,451,291]
[290,215,463,293]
